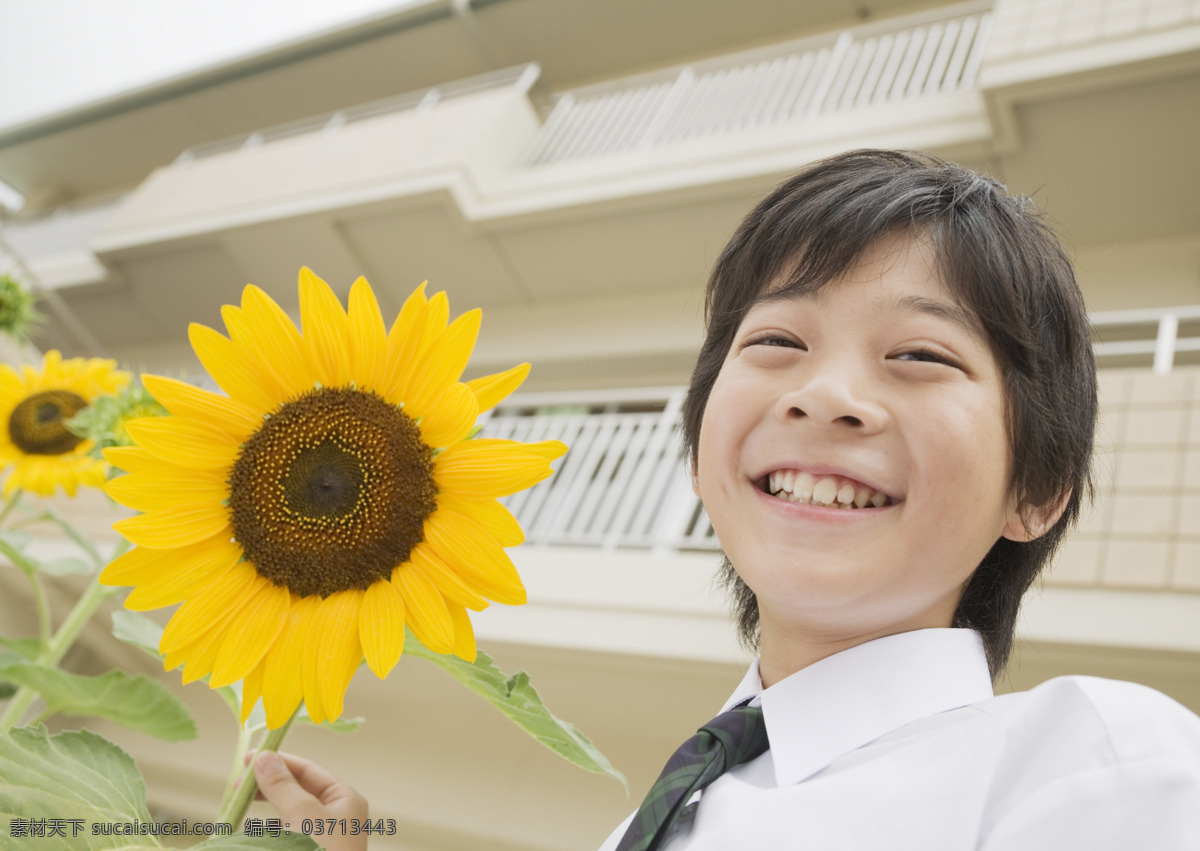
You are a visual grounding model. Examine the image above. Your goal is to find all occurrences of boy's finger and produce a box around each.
[253,751,327,821]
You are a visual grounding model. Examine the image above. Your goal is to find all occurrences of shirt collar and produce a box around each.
[719,628,994,786]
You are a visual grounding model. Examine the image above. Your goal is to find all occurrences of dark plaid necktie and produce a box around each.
[616,701,770,851]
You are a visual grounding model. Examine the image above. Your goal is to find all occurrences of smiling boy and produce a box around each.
[597,150,1200,850]
[256,150,1200,850]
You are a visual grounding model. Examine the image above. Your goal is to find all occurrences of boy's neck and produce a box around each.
[757,617,953,688]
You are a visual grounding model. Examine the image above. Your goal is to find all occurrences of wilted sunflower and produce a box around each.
[0,350,130,496]
[101,269,564,728]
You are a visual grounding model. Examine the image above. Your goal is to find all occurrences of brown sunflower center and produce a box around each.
[228,386,438,598]
[8,390,88,455]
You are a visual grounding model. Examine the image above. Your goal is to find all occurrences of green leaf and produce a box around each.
[192,833,320,851]
[110,610,164,660]
[0,725,161,850]
[0,662,197,742]
[0,643,39,701]
[0,636,43,660]
[38,558,92,577]
[404,630,627,789]
[0,529,32,553]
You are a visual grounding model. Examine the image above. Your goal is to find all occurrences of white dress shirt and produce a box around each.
[599,629,1200,850]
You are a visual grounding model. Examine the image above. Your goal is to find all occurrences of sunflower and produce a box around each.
[101,269,564,729]
[0,350,130,496]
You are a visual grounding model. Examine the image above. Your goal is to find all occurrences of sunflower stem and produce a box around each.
[0,488,23,527]
[0,536,53,649]
[0,577,123,730]
[216,708,298,830]
[217,716,256,821]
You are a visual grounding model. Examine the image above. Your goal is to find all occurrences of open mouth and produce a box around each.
[758,469,894,510]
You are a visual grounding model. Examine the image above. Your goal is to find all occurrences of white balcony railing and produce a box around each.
[479,387,717,554]
[522,1,992,167]
[175,63,543,164]
[1091,305,1200,375]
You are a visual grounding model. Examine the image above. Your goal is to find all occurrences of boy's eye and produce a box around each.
[746,334,803,349]
[893,349,955,367]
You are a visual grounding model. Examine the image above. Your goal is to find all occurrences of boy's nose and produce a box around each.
[775,372,887,432]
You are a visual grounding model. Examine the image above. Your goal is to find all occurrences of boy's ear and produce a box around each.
[1001,487,1072,542]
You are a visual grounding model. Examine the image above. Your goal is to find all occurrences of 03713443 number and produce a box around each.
[299,819,397,836]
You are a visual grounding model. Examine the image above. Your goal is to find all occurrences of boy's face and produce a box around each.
[695,234,1030,664]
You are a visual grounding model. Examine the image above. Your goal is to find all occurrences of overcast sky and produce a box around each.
[0,0,423,131]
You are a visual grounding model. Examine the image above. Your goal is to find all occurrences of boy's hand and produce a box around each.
[252,750,370,851]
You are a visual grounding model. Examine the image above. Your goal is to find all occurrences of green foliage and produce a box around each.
[0,726,319,851]
[0,528,92,577]
[405,629,627,790]
[66,382,168,452]
[109,609,162,659]
[0,663,197,741]
[0,273,39,342]
[0,725,159,850]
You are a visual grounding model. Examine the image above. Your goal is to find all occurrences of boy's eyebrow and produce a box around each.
[893,295,983,336]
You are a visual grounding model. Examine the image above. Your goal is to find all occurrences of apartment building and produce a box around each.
[1,1,1198,848]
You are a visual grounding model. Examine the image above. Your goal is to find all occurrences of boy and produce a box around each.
[256,150,1200,849]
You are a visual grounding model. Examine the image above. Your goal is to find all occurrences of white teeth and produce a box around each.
[812,478,838,506]
[767,469,889,509]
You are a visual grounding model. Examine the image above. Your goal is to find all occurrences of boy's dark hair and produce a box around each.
[682,149,1096,677]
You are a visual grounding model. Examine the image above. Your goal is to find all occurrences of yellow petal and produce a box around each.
[160,562,259,653]
[434,439,564,498]
[263,595,311,729]
[100,544,173,587]
[446,601,477,663]
[241,657,266,724]
[378,283,428,402]
[103,446,170,475]
[314,590,363,721]
[417,382,479,448]
[221,305,250,347]
[423,511,526,605]
[302,600,329,725]
[434,494,524,547]
[421,291,450,352]
[170,624,228,684]
[188,323,279,414]
[124,417,240,470]
[466,363,530,412]
[142,374,260,440]
[360,579,405,679]
[210,579,290,687]
[240,285,312,397]
[408,544,489,611]
[299,267,351,388]
[105,470,228,513]
[113,502,231,549]
[394,562,454,654]
[406,309,481,414]
[119,534,241,608]
[348,277,386,393]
